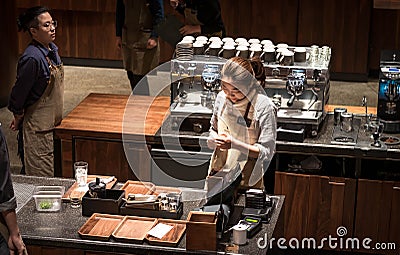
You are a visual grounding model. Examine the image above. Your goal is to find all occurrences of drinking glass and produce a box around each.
[74,161,88,187]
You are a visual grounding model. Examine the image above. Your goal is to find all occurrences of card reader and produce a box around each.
[237,216,262,237]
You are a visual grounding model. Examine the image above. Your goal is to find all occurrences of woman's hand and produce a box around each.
[9,114,23,131]
[146,38,158,49]
[214,133,232,150]
[8,233,27,255]
[208,132,232,150]
[115,36,122,51]
[170,0,179,8]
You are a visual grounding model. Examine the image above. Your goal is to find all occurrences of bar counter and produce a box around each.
[12,175,284,255]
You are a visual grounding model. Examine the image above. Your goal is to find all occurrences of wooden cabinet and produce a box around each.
[72,138,149,182]
[354,179,400,254]
[274,156,400,254]
[26,245,84,255]
[274,171,356,246]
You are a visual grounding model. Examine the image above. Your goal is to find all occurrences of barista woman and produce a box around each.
[8,6,63,177]
[170,0,225,37]
[206,57,277,203]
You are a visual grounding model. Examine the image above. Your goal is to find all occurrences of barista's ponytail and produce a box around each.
[249,57,266,88]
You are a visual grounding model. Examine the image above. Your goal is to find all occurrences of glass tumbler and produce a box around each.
[74,161,88,187]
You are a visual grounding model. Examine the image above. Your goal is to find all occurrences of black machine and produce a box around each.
[242,189,273,223]
[378,50,400,133]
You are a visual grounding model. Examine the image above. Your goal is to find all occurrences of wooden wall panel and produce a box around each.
[219,0,298,45]
[297,0,372,76]
[369,8,400,71]
[15,0,400,78]
[17,1,120,60]
[16,0,116,12]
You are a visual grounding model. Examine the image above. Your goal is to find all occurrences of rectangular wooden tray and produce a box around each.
[145,219,186,247]
[112,216,157,243]
[78,213,124,241]
[120,180,155,199]
[62,175,117,202]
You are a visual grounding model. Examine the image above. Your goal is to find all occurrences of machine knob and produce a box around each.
[193,123,203,133]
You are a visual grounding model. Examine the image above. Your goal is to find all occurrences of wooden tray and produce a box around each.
[120,180,155,199]
[112,216,157,243]
[78,213,124,241]
[62,175,117,202]
[146,219,186,247]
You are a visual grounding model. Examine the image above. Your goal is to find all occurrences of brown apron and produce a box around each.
[208,91,264,189]
[122,0,160,75]
[23,55,64,177]
[184,8,222,37]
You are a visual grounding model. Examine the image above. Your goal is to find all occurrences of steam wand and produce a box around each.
[362,96,372,130]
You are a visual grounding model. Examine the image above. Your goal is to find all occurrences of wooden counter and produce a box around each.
[55,93,170,181]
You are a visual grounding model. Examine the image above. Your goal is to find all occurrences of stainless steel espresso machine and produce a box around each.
[263,47,331,140]
[377,50,400,133]
[170,55,226,133]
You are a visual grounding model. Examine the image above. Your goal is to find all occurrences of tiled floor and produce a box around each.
[0,65,380,173]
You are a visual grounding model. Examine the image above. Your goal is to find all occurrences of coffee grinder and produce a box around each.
[377,50,400,133]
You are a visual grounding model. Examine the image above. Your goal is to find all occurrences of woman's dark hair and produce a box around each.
[221,56,266,90]
[249,57,266,88]
[17,6,50,33]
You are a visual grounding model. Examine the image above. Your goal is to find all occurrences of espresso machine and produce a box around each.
[377,50,400,133]
[169,55,226,133]
[263,46,331,140]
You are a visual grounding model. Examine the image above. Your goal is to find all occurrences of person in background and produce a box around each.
[205,57,277,205]
[170,0,225,37]
[0,125,27,255]
[8,6,63,177]
[115,0,164,91]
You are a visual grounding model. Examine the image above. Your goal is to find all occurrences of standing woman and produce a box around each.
[1,125,27,255]
[115,0,164,91]
[170,0,225,37]
[206,57,277,204]
[8,6,63,177]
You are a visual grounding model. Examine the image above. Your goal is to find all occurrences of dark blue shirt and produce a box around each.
[115,0,164,39]
[8,40,62,115]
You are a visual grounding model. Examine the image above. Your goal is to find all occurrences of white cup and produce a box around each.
[235,37,247,44]
[260,47,276,62]
[209,36,222,44]
[219,44,236,59]
[294,47,307,62]
[74,161,88,187]
[196,36,208,43]
[248,38,260,44]
[237,41,250,47]
[276,43,289,49]
[236,45,249,58]
[182,35,195,42]
[222,37,235,43]
[261,39,274,47]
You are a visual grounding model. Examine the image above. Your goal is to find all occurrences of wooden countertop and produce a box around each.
[56,93,377,140]
[55,93,170,139]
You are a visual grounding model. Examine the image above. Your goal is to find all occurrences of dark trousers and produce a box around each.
[127,71,144,91]
[17,126,25,175]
